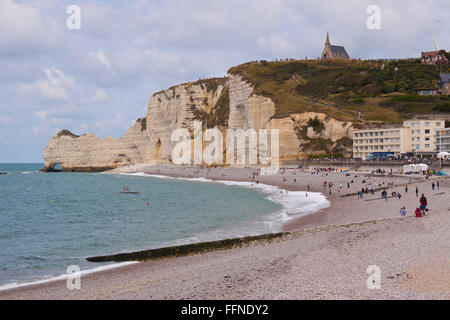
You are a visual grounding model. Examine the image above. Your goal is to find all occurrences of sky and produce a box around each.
[0,0,449,163]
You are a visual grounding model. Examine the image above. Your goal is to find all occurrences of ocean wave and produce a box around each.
[0,261,138,292]
[18,255,48,261]
[216,180,330,219]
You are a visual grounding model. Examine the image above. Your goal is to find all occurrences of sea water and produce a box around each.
[0,164,328,289]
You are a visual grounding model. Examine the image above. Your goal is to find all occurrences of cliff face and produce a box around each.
[43,79,227,171]
[43,72,354,171]
[145,79,227,163]
[228,74,354,161]
[43,120,151,172]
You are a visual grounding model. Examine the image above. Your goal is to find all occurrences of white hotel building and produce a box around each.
[353,119,446,160]
[436,128,450,153]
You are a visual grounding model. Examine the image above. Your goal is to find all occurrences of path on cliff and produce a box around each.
[290,74,360,120]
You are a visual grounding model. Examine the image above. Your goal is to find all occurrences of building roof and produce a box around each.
[355,124,403,131]
[422,51,442,57]
[330,45,349,57]
[439,73,450,83]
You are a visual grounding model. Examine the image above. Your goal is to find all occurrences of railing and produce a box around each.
[283,159,450,166]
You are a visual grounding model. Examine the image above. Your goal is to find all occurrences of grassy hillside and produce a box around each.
[228,58,449,125]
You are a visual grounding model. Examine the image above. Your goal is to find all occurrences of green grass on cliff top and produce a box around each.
[228,58,449,124]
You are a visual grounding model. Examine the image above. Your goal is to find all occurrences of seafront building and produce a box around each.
[353,118,446,159]
[353,126,411,160]
[435,128,450,153]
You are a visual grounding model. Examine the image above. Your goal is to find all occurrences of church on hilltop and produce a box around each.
[321,33,350,60]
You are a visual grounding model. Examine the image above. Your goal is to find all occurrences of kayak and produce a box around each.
[120,191,140,194]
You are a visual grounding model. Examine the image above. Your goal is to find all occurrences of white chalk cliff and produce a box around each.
[43,75,353,172]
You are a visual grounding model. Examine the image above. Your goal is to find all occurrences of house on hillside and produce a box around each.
[321,33,350,60]
[416,88,438,96]
[421,51,448,65]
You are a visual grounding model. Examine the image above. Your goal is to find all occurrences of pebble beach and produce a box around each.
[1,164,449,300]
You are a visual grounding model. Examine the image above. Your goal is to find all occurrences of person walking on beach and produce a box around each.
[437,181,440,190]
[400,207,407,216]
[432,182,435,191]
[419,194,428,215]
[416,186,419,197]
[405,185,408,193]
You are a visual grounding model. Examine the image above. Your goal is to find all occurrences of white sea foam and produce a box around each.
[124,172,330,221]
[214,179,330,220]
[0,261,138,292]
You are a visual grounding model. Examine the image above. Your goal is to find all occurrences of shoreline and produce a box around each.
[2,164,449,299]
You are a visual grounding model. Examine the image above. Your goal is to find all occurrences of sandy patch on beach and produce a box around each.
[403,259,450,295]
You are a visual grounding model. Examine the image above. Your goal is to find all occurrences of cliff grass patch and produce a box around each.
[56,129,79,138]
[301,138,333,153]
[191,85,230,129]
[308,116,325,134]
[228,58,445,124]
[153,77,228,97]
[205,85,230,128]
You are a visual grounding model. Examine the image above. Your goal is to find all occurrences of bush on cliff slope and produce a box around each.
[228,59,445,124]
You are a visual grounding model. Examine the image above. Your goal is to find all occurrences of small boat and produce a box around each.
[0,172,7,175]
[119,191,140,194]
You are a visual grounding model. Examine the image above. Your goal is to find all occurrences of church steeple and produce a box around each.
[321,32,350,60]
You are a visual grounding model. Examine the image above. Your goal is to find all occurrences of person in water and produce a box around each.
[123,186,129,191]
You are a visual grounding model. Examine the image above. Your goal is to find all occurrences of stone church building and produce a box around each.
[321,33,350,60]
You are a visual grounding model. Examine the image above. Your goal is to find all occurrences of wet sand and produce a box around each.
[1,165,449,299]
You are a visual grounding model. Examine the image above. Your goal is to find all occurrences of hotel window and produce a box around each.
[425,122,430,126]
[425,144,430,148]
[425,137,430,141]
[425,130,430,134]
[436,122,441,126]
